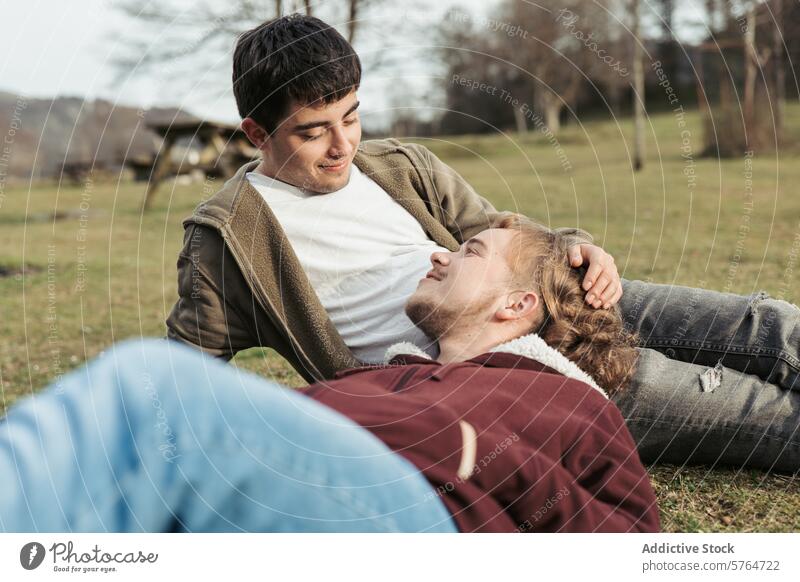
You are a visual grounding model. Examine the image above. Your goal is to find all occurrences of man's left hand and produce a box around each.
[568,244,622,309]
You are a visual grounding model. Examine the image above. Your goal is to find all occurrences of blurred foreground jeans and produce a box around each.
[613,279,800,473]
[0,339,457,533]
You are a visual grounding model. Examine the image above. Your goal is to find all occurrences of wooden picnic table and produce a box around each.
[135,119,258,210]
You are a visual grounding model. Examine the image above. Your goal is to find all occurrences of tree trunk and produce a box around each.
[607,83,621,115]
[699,0,716,155]
[774,0,785,144]
[717,55,738,156]
[694,48,714,139]
[632,0,646,171]
[543,96,561,133]
[348,0,358,44]
[743,6,757,151]
[513,106,527,133]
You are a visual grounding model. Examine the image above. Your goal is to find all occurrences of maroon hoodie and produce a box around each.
[298,336,660,533]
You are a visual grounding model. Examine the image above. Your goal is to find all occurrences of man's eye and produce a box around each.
[466,247,477,255]
[303,133,322,141]
[344,116,358,125]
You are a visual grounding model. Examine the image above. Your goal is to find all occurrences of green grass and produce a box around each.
[1,104,799,531]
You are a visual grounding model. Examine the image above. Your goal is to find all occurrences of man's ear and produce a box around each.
[241,117,270,150]
[496,290,540,322]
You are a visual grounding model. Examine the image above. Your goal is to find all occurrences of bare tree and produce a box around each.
[438,0,629,135]
[773,0,785,143]
[496,0,611,133]
[347,0,368,44]
[742,0,787,149]
[632,0,646,171]
[696,0,786,155]
[437,9,522,135]
[110,1,380,82]
[743,3,760,149]
[653,0,679,101]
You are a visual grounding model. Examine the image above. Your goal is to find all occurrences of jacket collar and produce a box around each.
[384,334,607,399]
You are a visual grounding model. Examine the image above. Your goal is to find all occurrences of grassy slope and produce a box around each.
[1,105,799,531]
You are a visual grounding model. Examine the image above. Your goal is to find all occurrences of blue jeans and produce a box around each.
[0,339,457,533]
[614,279,800,473]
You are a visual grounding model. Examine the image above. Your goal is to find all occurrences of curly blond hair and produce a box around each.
[493,212,638,396]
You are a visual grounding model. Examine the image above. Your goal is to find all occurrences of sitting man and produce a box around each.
[1,216,659,532]
[167,14,800,473]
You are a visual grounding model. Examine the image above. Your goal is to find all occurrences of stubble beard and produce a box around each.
[405,289,496,342]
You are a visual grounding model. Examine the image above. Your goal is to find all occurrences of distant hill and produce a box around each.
[0,91,199,180]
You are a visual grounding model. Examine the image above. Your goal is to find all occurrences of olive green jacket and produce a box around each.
[165,138,592,383]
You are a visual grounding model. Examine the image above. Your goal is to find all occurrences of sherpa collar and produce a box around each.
[384,334,607,399]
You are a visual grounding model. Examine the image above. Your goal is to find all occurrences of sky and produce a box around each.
[0,0,489,128]
[1,0,131,102]
[0,0,706,129]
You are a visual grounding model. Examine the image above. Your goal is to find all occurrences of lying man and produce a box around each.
[167,14,800,473]
[1,217,659,532]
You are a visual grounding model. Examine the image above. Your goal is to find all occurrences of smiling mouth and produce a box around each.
[319,159,349,171]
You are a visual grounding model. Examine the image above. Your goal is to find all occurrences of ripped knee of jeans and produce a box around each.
[699,361,724,393]
[747,290,770,316]
[748,290,800,316]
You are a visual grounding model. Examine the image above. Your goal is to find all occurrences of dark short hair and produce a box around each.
[232,14,361,134]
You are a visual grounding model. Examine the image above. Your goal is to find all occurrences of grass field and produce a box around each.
[1,104,799,531]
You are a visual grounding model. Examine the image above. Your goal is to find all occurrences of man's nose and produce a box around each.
[430,251,450,266]
[328,125,353,158]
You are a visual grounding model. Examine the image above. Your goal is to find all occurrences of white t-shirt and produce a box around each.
[247,164,447,363]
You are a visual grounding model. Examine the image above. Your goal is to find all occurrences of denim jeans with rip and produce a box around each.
[612,278,800,473]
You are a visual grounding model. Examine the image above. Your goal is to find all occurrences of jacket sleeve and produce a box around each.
[502,403,660,533]
[165,224,259,361]
[404,142,594,248]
